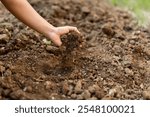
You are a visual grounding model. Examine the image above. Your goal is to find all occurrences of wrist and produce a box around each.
[43,25,56,37]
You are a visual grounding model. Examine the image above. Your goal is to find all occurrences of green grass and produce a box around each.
[109,0,150,27]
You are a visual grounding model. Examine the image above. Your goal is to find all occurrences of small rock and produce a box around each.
[45,81,53,90]
[109,86,124,97]
[74,80,82,94]
[129,39,135,45]
[43,39,51,45]
[140,84,144,89]
[63,5,71,10]
[125,68,134,76]
[71,94,77,99]
[122,55,133,65]
[143,90,150,99]
[0,34,9,41]
[113,45,122,54]
[109,88,117,97]
[25,86,32,93]
[82,6,90,13]
[62,82,69,95]
[46,46,59,55]
[88,86,95,94]
[95,90,105,99]
[46,46,58,52]
[67,85,74,96]
[0,65,5,73]
[102,24,115,36]
[4,69,12,76]
[81,90,91,99]
[76,95,83,100]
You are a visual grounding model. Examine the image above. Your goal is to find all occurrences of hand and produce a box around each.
[47,26,80,46]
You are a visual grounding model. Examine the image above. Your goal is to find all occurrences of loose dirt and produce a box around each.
[0,0,150,100]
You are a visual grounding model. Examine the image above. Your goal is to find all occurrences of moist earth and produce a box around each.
[0,0,150,100]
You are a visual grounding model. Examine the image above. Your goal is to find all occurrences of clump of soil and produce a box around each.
[60,31,84,67]
[0,0,150,100]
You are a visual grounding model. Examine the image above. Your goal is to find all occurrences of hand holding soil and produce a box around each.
[47,26,80,46]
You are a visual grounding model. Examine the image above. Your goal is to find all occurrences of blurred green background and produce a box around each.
[109,0,150,27]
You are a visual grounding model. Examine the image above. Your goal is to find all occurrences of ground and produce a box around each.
[0,0,150,100]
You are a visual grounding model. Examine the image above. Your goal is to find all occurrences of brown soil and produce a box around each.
[0,0,150,100]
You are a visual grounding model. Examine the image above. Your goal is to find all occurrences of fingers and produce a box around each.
[56,26,80,36]
[66,26,80,34]
[49,32,62,46]
[57,27,70,35]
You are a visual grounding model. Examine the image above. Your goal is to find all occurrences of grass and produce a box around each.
[109,0,150,27]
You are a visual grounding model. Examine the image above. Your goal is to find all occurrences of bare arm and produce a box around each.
[1,0,80,46]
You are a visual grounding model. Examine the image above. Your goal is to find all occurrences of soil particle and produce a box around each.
[81,90,91,99]
[0,34,9,43]
[95,90,105,99]
[143,87,150,99]
[23,86,33,93]
[143,91,150,100]
[74,80,83,94]
[61,81,70,95]
[125,68,134,76]
[46,46,59,55]
[102,24,115,37]
[108,85,124,98]
[0,65,5,73]
[81,6,90,14]
[70,94,77,99]
[76,95,84,100]
[44,81,54,90]
[88,86,95,94]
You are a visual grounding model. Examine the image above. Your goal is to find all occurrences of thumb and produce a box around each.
[49,32,62,46]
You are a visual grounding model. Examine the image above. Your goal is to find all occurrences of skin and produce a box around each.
[0,0,80,46]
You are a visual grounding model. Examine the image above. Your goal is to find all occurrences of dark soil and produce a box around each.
[0,0,150,100]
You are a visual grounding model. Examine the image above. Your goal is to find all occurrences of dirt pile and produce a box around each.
[0,0,150,100]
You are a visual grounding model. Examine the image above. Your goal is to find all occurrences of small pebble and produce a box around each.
[76,95,83,100]
[0,34,9,41]
[88,86,95,94]
[62,82,69,95]
[74,80,82,94]
[143,90,150,99]
[82,6,90,13]
[95,90,105,99]
[102,24,115,36]
[0,65,5,73]
[71,94,77,99]
[125,68,134,76]
[26,86,32,93]
[81,90,91,99]
[46,46,58,52]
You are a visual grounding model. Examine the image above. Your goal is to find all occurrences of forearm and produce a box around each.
[1,0,55,36]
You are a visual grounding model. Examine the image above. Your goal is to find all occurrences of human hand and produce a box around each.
[47,26,80,46]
